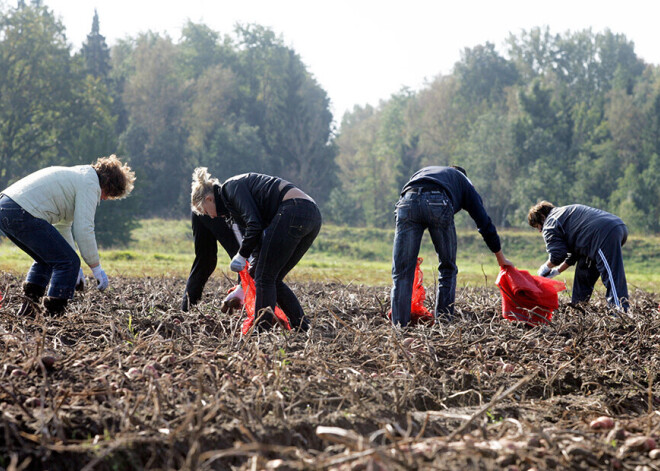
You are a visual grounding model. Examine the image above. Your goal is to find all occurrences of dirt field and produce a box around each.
[1,272,659,470]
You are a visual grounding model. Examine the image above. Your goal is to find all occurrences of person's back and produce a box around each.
[391,166,512,327]
[529,201,629,312]
[3,165,99,226]
[544,205,625,262]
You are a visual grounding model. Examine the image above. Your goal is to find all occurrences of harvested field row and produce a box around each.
[1,272,659,470]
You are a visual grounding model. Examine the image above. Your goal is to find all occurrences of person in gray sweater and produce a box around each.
[0,155,135,316]
[528,201,629,311]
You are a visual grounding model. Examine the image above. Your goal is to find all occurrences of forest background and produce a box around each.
[1,1,659,248]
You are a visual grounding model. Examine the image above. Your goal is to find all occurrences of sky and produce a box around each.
[39,0,660,121]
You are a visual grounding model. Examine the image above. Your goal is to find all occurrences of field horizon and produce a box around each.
[1,219,658,294]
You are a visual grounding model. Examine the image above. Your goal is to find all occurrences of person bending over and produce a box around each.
[0,155,135,316]
[181,208,247,313]
[190,168,322,331]
[528,201,629,311]
[391,165,513,327]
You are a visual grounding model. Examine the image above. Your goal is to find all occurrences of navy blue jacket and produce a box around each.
[219,173,294,258]
[542,204,626,266]
[401,166,501,253]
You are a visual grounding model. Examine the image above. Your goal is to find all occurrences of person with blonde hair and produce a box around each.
[0,155,135,316]
[190,168,322,331]
[181,169,245,313]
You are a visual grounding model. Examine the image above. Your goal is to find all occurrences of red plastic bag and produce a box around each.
[496,266,566,326]
[388,258,435,326]
[238,266,291,335]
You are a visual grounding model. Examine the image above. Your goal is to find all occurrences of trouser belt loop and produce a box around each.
[405,186,436,196]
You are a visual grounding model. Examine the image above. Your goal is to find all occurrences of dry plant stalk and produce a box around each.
[0,273,658,470]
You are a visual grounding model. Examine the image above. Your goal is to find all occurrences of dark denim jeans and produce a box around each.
[253,199,322,330]
[0,194,80,299]
[391,189,457,327]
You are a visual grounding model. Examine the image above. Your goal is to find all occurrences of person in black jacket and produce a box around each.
[180,212,246,313]
[190,168,322,331]
[528,201,629,311]
[391,166,513,327]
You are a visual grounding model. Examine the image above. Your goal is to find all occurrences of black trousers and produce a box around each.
[572,224,629,311]
[253,199,322,330]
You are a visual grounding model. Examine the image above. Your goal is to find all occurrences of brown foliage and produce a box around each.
[0,273,659,470]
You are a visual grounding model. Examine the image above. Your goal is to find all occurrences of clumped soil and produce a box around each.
[0,272,659,470]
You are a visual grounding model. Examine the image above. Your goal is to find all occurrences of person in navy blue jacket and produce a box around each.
[190,168,321,331]
[391,166,513,327]
[528,201,629,311]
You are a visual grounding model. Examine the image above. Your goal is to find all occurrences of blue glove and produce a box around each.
[537,264,551,277]
[91,265,108,291]
[230,254,247,272]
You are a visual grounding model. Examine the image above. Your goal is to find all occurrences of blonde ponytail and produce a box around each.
[190,167,219,214]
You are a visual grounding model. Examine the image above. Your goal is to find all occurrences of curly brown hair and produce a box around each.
[92,155,136,199]
[527,201,555,228]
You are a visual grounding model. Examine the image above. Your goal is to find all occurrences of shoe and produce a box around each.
[220,285,244,313]
[255,307,275,331]
[43,297,68,316]
[17,282,46,317]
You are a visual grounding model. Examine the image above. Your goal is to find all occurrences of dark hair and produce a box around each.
[527,201,555,228]
[451,165,467,177]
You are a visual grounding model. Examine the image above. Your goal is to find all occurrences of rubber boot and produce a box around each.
[17,282,46,317]
[255,307,275,331]
[43,296,68,317]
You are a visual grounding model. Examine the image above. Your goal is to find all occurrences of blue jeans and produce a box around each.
[253,199,322,330]
[0,194,80,299]
[391,189,457,327]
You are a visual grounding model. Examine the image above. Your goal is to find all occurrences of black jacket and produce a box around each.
[181,212,240,311]
[401,166,501,253]
[542,204,626,266]
[219,173,294,258]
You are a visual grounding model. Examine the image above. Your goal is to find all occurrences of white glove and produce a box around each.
[75,268,85,291]
[230,254,247,272]
[91,265,108,291]
[221,285,245,313]
[537,263,551,277]
[223,285,245,304]
[546,267,560,278]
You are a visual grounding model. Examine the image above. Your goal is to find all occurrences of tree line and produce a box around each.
[334,29,660,233]
[1,2,658,247]
[0,2,336,244]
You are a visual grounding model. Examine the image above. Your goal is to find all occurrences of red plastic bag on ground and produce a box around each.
[495,266,566,326]
[388,258,435,326]
[238,266,291,335]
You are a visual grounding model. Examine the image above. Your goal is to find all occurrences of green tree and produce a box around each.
[610,156,660,233]
[232,24,338,201]
[460,110,518,227]
[454,42,519,107]
[410,75,466,167]
[120,33,188,216]
[0,1,73,188]
[178,21,236,79]
[80,9,111,81]
[334,105,379,225]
